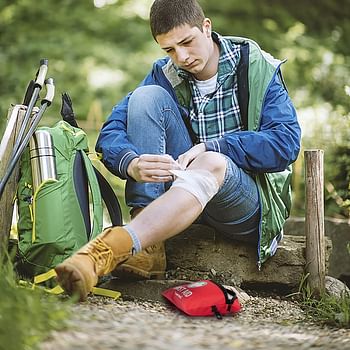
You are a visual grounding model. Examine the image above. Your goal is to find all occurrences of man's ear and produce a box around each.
[202,18,212,37]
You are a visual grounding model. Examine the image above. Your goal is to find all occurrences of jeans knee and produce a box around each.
[128,85,175,127]
[189,152,227,186]
[129,85,170,107]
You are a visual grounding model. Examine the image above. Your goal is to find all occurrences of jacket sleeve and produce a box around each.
[205,73,301,173]
[95,70,159,179]
[95,92,138,179]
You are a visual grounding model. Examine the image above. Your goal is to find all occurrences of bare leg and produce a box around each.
[128,187,202,247]
[127,151,227,248]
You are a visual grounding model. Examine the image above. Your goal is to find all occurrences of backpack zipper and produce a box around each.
[23,182,34,222]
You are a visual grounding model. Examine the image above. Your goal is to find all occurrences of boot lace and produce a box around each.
[84,237,114,275]
[144,243,164,255]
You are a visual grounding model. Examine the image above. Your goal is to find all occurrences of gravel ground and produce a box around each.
[40,294,350,350]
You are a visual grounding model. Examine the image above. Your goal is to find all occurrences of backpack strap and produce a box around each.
[73,150,91,239]
[237,42,250,131]
[26,269,121,299]
[80,151,103,239]
[93,166,123,227]
[73,150,123,238]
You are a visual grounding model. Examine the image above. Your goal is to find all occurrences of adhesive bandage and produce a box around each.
[170,169,219,209]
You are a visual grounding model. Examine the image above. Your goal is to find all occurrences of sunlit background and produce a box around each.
[0,0,349,220]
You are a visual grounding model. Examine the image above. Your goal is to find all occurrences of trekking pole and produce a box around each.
[0,78,55,199]
[12,59,48,157]
[23,79,35,107]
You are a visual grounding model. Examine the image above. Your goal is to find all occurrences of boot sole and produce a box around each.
[113,264,165,280]
[55,262,90,302]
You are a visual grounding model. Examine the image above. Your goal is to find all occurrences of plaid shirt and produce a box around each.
[177,33,242,142]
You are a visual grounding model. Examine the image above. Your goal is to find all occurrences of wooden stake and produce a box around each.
[0,105,27,252]
[304,149,325,297]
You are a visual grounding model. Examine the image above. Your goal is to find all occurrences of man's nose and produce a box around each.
[176,47,190,64]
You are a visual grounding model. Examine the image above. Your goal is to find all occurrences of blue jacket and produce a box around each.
[96,36,301,265]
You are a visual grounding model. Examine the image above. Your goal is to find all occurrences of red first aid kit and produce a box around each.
[162,280,241,319]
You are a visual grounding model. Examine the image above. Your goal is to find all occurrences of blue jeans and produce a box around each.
[126,85,260,242]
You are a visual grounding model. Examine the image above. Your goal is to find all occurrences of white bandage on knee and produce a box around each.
[170,169,219,209]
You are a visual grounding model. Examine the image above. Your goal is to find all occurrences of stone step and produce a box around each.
[102,224,335,302]
[164,224,332,289]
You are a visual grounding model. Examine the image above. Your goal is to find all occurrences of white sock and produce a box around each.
[124,225,142,254]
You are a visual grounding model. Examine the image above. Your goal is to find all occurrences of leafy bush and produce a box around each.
[295,108,350,219]
[0,254,70,350]
[325,143,350,218]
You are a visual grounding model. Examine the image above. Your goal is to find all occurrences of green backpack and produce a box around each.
[14,120,122,286]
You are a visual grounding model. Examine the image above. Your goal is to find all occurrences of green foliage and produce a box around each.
[301,111,350,218]
[0,0,349,218]
[0,253,70,350]
[297,273,350,328]
[0,0,157,122]
[302,293,350,328]
[325,144,350,218]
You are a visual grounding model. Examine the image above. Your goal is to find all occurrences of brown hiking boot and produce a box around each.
[113,207,166,279]
[55,227,133,301]
[112,242,166,279]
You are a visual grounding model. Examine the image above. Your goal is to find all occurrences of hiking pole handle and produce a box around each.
[23,80,35,106]
[28,79,55,132]
[11,89,40,161]
[12,59,48,156]
[41,78,55,106]
[0,80,55,199]
[35,58,48,89]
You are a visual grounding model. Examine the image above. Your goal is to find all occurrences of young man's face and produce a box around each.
[156,19,214,80]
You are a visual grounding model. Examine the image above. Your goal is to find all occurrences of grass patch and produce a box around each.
[296,273,350,328]
[0,252,71,350]
[302,293,350,328]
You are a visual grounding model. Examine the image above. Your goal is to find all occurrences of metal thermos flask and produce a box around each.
[29,130,57,190]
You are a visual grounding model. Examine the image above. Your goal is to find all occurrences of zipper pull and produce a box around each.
[211,305,223,320]
[24,195,34,222]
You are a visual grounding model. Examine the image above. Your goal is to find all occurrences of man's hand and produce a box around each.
[127,154,182,182]
[177,143,206,169]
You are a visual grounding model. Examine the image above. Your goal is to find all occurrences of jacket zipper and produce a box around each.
[255,66,284,271]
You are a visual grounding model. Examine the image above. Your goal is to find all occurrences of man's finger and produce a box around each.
[140,154,175,163]
[151,175,174,182]
[142,168,174,177]
[139,155,182,171]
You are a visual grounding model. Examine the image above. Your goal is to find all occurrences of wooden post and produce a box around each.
[0,105,27,253]
[304,149,325,297]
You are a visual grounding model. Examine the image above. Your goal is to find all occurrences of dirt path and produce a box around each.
[40,295,350,350]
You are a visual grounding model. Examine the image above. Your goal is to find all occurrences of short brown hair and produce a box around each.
[150,0,205,40]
